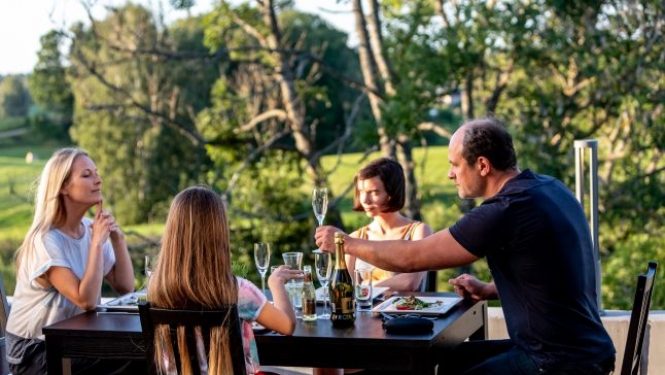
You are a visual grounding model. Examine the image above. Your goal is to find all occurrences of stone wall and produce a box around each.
[487,307,665,374]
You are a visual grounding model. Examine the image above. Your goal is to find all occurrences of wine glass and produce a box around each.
[141,254,156,291]
[144,255,153,279]
[312,187,328,227]
[254,242,271,295]
[314,250,333,319]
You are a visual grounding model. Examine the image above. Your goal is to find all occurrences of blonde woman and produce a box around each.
[148,185,299,375]
[6,148,137,375]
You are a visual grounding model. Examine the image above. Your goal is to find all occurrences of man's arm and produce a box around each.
[315,226,479,272]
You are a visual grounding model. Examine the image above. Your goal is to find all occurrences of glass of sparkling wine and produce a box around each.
[254,242,271,295]
[282,252,304,317]
[314,250,332,319]
[312,187,328,227]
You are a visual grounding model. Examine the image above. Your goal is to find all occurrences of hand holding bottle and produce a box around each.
[314,226,346,253]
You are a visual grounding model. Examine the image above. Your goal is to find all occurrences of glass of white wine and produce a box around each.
[312,187,328,227]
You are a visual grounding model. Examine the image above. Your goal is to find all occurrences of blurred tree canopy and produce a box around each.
[0,75,32,118]
[23,0,664,309]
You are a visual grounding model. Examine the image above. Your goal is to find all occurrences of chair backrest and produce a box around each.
[0,276,10,375]
[0,276,10,334]
[620,260,658,375]
[422,270,437,292]
[138,301,247,375]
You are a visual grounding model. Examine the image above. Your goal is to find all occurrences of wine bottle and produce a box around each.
[329,232,355,328]
[301,265,317,321]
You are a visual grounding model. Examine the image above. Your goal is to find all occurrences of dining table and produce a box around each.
[43,292,487,375]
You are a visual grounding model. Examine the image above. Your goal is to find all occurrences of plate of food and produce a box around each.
[98,291,147,312]
[371,295,462,315]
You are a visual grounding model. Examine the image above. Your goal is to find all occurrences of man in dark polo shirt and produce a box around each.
[315,118,615,375]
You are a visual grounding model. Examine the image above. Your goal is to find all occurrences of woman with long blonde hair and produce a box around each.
[6,148,136,375]
[148,185,299,374]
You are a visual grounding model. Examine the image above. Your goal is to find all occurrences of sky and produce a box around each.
[0,0,353,76]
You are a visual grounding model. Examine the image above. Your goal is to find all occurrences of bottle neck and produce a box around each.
[335,242,347,270]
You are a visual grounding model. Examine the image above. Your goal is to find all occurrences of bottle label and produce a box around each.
[340,297,354,313]
[303,299,316,316]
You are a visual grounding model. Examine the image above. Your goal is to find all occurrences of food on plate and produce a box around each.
[392,295,443,310]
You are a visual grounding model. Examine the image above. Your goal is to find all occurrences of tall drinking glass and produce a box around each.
[314,250,332,319]
[354,268,374,311]
[254,242,271,295]
[312,187,328,227]
[282,252,304,317]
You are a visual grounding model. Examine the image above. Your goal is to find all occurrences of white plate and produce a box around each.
[98,291,147,312]
[315,286,389,303]
[371,296,462,315]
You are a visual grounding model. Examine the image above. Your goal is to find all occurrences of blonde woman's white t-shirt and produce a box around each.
[6,217,115,342]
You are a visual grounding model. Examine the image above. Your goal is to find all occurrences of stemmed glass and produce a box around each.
[312,187,328,227]
[314,250,332,319]
[141,255,153,292]
[254,242,271,295]
[144,255,153,279]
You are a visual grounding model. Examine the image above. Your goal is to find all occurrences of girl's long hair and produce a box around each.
[15,148,88,270]
[148,186,239,375]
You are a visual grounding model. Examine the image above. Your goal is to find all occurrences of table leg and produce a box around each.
[63,358,72,375]
[45,335,64,375]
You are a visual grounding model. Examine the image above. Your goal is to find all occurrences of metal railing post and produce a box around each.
[574,139,603,314]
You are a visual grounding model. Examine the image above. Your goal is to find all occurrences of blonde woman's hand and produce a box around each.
[90,201,112,246]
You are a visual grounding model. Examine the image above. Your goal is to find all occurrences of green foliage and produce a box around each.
[0,76,32,118]
[67,4,213,224]
[27,30,73,142]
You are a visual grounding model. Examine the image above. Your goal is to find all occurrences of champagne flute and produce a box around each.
[144,255,153,279]
[314,250,333,319]
[312,187,328,227]
[254,242,271,295]
[142,255,153,292]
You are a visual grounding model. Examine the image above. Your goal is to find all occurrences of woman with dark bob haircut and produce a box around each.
[348,157,433,291]
[315,158,433,375]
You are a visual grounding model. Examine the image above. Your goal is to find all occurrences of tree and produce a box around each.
[0,75,31,118]
[28,30,74,141]
[66,4,213,224]
[199,0,363,246]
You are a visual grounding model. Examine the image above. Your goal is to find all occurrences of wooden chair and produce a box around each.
[0,276,9,332]
[620,260,658,375]
[139,301,247,375]
[0,276,11,375]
